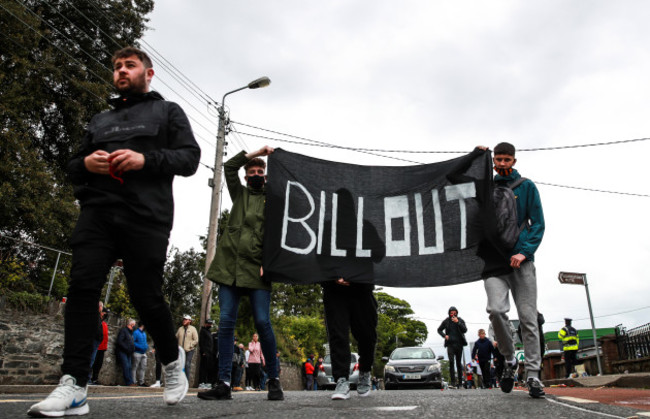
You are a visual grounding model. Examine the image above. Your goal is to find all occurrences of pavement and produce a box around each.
[2,372,648,395]
[2,386,649,418]
[543,372,650,389]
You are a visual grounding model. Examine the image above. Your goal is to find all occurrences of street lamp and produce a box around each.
[396,331,407,348]
[199,77,272,327]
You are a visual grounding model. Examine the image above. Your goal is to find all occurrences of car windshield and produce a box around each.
[391,348,435,360]
[324,354,357,363]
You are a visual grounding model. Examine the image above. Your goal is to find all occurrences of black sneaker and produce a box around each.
[527,378,545,398]
[266,378,284,401]
[197,381,232,400]
[500,364,515,393]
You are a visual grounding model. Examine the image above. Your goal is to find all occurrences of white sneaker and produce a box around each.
[150,380,161,388]
[163,346,188,405]
[357,371,371,397]
[331,377,350,400]
[27,375,89,417]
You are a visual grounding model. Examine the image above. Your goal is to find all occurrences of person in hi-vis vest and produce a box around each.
[558,318,580,378]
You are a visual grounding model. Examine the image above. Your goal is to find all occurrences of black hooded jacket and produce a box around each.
[437,306,468,347]
[66,91,201,230]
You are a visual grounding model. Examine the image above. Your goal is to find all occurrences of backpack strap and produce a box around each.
[507,177,527,190]
[508,177,529,233]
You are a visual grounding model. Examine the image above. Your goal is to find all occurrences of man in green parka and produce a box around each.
[198,145,284,402]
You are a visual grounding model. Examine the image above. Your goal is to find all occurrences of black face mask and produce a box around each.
[494,166,513,176]
[247,175,265,189]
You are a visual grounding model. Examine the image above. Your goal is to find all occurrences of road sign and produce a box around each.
[558,271,586,285]
[515,350,525,362]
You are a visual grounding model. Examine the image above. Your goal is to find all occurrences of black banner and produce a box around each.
[263,148,501,287]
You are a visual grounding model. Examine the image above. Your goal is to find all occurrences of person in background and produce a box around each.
[247,333,265,391]
[176,314,198,381]
[116,319,136,386]
[132,322,148,386]
[313,357,323,391]
[559,318,579,378]
[304,354,315,391]
[90,306,109,385]
[471,329,494,389]
[199,319,215,389]
[150,346,163,388]
[437,306,468,389]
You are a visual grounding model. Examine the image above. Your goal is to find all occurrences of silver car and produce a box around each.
[316,352,359,389]
[383,346,444,390]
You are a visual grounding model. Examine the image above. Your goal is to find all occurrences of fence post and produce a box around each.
[47,252,62,298]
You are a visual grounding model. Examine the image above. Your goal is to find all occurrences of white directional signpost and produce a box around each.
[558,272,603,375]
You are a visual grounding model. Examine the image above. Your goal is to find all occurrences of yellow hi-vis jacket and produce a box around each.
[558,326,579,351]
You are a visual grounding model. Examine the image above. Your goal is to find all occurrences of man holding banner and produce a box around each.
[480,142,546,399]
[198,146,284,402]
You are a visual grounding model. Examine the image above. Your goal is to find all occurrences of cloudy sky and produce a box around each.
[141,1,650,357]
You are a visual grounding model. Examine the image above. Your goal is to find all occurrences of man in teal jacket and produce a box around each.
[480,142,545,399]
[198,146,284,402]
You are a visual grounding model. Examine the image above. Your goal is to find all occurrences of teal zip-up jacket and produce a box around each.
[207,151,270,290]
[494,169,545,261]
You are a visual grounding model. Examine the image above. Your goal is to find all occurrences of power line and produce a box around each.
[234,130,424,164]
[52,0,220,130]
[84,0,219,106]
[535,181,650,198]
[1,2,113,90]
[235,120,650,154]
[414,304,650,327]
[233,122,649,197]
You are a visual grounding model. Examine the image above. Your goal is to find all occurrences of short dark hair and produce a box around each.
[244,157,266,172]
[494,142,516,156]
[112,46,153,69]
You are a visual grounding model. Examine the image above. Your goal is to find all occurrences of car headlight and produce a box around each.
[385,365,396,373]
[427,364,441,373]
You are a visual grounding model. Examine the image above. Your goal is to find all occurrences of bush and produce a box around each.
[0,258,36,293]
[1,290,51,311]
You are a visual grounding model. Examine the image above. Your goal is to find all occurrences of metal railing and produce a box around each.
[616,323,650,360]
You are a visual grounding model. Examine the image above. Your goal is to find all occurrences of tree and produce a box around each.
[163,246,205,325]
[0,0,154,291]
[373,291,428,376]
[271,283,323,317]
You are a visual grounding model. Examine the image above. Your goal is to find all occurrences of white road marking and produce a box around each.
[546,397,626,418]
[558,396,599,404]
[372,406,418,411]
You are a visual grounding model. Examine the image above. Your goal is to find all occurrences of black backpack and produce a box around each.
[493,177,528,250]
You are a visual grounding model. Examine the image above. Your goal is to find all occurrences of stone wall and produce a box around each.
[0,305,303,390]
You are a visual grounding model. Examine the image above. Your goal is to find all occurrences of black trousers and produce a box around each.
[447,344,463,386]
[322,284,377,381]
[564,350,578,377]
[249,363,262,389]
[478,360,491,388]
[61,207,178,386]
[200,352,215,384]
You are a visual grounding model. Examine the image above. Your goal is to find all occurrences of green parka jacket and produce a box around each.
[206,151,270,290]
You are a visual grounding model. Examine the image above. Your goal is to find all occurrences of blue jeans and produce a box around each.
[88,340,100,381]
[117,351,133,385]
[217,285,278,383]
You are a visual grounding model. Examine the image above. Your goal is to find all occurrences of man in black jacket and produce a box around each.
[199,320,215,388]
[29,46,200,418]
[116,319,136,386]
[437,306,468,388]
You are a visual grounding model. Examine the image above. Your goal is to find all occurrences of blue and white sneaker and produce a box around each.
[27,374,89,417]
[163,346,188,405]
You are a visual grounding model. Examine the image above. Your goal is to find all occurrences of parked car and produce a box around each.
[383,346,444,390]
[316,352,359,389]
